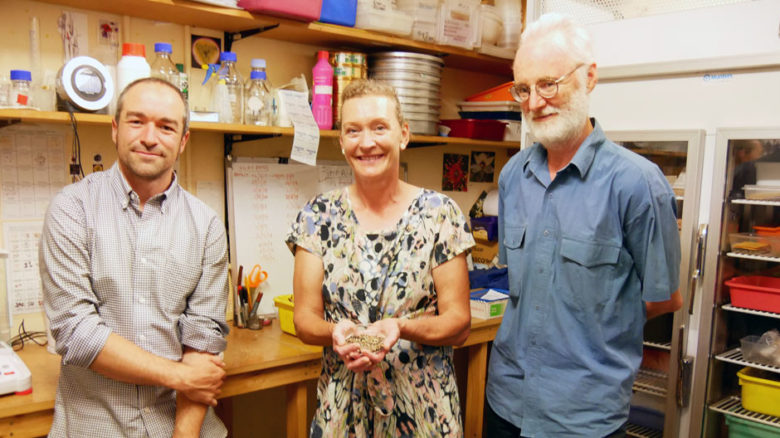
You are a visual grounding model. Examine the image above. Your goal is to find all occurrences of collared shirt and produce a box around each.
[487,120,680,437]
[40,163,229,438]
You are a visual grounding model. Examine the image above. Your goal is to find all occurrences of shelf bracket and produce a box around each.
[0,118,22,129]
[224,24,280,52]
[224,132,281,156]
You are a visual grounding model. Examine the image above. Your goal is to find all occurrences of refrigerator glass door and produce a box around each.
[609,130,706,438]
[693,128,780,438]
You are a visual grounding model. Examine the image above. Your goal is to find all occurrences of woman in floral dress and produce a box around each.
[287,79,474,437]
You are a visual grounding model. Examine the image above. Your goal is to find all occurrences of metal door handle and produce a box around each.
[688,223,708,315]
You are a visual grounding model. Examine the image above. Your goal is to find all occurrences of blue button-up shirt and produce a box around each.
[486,121,680,437]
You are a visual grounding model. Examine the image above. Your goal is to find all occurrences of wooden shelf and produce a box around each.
[38,0,513,76]
[0,109,520,148]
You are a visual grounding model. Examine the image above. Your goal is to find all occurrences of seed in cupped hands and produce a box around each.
[346,334,385,353]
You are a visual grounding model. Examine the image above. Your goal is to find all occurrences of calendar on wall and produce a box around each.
[0,127,68,316]
[3,221,44,314]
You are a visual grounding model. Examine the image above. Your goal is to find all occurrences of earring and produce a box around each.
[341,149,345,155]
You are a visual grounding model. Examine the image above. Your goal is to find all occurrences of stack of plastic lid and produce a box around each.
[370,51,443,135]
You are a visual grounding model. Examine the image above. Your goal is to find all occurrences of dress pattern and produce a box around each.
[287,187,474,437]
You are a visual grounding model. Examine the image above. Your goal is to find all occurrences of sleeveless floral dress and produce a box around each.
[286,187,474,437]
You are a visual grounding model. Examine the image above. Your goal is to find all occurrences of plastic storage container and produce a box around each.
[471,216,498,241]
[725,276,780,313]
[627,405,664,431]
[458,100,522,121]
[355,0,413,36]
[743,184,780,201]
[729,233,780,257]
[273,294,296,336]
[725,414,780,438]
[238,0,323,21]
[466,81,514,102]
[439,119,506,141]
[737,367,780,417]
[320,0,357,26]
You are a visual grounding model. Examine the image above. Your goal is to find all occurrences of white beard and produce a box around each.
[525,84,590,150]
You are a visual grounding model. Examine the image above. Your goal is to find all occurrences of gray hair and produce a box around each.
[516,13,594,80]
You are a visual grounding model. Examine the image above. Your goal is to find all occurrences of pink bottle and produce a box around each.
[311,50,333,130]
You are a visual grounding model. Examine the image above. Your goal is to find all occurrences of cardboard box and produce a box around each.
[472,240,498,265]
[470,288,509,319]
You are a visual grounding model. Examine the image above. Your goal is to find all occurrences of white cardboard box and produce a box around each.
[470,288,509,319]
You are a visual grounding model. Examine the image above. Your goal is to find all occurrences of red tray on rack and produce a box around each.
[725,275,780,313]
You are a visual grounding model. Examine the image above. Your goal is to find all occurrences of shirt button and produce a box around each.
[139,297,146,304]
[141,257,147,264]
[139,334,146,342]
[543,230,550,236]
[143,407,151,413]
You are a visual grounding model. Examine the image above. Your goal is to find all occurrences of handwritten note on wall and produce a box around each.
[229,158,352,314]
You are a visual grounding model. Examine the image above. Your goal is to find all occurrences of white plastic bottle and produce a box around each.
[116,43,150,98]
[244,59,273,126]
[217,51,243,124]
[150,42,179,88]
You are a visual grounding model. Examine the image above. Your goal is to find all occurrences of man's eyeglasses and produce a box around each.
[510,63,586,103]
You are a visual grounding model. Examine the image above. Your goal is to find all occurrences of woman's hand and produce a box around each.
[332,320,373,372]
[361,318,401,366]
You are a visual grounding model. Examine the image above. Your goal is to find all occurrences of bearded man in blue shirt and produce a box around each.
[485,13,683,438]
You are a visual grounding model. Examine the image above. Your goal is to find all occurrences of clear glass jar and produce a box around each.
[9,69,32,108]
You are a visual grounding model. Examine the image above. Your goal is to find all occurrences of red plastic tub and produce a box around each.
[725,275,780,313]
[238,0,323,22]
[440,119,506,141]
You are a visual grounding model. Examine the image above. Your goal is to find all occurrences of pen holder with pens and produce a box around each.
[235,264,270,330]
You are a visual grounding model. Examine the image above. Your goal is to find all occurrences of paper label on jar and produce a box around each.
[247,96,264,112]
[314,85,332,95]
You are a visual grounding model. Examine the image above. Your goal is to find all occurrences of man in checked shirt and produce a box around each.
[40,77,229,437]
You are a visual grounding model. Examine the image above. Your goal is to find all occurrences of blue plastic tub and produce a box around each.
[320,0,357,27]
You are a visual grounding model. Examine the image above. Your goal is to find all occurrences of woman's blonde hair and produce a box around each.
[339,79,406,128]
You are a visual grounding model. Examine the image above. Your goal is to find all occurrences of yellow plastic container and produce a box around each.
[738,367,780,417]
[274,294,296,336]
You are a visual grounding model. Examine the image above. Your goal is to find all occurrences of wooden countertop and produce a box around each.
[1,317,501,419]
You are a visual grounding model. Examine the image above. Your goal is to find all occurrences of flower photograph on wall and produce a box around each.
[470,151,495,182]
[442,153,469,191]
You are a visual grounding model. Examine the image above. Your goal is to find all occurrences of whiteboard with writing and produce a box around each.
[227,157,352,315]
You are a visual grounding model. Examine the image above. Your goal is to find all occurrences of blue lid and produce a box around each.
[251,58,266,69]
[154,42,173,53]
[250,71,267,80]
[10,70,31,81]
[220,51,237,62]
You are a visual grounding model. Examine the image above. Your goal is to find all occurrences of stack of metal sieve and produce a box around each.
[369,51,443,135]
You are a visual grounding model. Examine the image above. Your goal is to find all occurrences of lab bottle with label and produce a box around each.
[9,70,32,108]
[244,59,273,126]
[216,51,243,124]
[150,42,179,88]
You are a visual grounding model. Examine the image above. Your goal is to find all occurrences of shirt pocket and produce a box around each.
[503,225,526,298]
[559,237,621,310]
